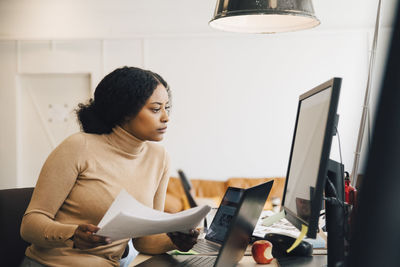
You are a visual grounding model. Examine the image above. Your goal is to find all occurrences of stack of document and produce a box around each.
[254,210,326,249]
[97,189,211,241]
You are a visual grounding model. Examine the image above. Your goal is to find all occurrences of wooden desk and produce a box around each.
[130,253,277,266]
[130,252,327,266]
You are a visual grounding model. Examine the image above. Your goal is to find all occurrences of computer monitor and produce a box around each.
[281,78,344,265]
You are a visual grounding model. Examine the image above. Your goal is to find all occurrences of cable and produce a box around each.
[333,126,348,216]
[325,177,345,209]
[332,126,346,209]
[335,126,343,165]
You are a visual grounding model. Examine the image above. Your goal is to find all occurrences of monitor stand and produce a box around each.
[325,159,346,267]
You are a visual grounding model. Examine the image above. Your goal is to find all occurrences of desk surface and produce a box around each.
[130,210,328,267]
[130,252,327,266]
[130,254,266,266]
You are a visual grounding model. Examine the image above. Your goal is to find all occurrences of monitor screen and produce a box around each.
[282,78,341,238]
[206,187,244,243]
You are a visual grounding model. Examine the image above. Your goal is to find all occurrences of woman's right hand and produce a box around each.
[72,224,111,249]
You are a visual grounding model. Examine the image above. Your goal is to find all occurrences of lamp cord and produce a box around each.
[324,126,345,209]
[335,126,343,165]
[323,127,350,241]
[350,0,382,187]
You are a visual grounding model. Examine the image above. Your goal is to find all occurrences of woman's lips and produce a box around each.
[157,127,167,133]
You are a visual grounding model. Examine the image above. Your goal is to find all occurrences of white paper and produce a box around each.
[253,210,326,249]
[96,189,211,241]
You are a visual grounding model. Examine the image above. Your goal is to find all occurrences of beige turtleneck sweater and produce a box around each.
[20,126,174,266]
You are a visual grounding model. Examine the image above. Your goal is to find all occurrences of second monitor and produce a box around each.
[280,77,345,266]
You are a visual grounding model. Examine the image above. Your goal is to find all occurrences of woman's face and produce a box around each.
[121,84,170,142]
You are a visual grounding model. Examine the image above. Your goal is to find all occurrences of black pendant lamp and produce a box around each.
[209,0,320,33]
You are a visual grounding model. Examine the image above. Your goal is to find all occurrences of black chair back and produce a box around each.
[177,170,209,230]
[0,187,34,266]
[177,169,197,208]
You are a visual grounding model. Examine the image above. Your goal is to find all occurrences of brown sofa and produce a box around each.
[164,177,286,213]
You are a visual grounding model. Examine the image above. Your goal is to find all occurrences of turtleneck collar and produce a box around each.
[106,126,146,156]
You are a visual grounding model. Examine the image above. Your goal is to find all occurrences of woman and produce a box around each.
[20,67,199,266]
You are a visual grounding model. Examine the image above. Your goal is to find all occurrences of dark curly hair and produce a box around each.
[76,66,170,134]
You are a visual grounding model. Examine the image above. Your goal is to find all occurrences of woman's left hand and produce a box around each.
[167,229,200,252]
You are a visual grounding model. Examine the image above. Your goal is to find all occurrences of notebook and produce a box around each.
[192,187,245,254]
[136,180,274,267]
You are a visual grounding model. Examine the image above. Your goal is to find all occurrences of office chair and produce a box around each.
[0,187,34,266]
[177,170,208,230]
[177,169,197,208]
[0,187,135,267]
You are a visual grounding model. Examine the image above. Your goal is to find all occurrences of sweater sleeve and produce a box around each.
[20,133,87,248]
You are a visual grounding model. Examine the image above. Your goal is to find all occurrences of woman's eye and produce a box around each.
[152,108,161,113]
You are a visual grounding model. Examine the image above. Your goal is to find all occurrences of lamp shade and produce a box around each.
[209,0,320,33]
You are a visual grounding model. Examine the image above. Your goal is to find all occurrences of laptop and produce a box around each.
[192,187,245,254]
[136,180,274,267]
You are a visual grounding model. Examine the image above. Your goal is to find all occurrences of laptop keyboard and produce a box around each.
[178,256,217,267]
[192,239,220,253]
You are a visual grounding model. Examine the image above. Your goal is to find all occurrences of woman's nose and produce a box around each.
[161,109,169,123]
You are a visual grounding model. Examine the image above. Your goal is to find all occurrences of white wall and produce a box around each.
[0,41,17,188]
[150,32,369,179]
[17,73,91,186]
[0,0,396,188]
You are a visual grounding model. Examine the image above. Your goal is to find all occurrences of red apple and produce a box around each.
[251,240,274,264]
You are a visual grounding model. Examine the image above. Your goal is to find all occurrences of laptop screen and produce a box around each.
[205,187,244,244]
